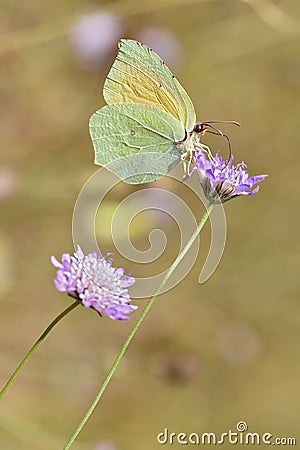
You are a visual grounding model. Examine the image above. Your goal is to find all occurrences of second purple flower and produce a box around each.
[51,246,137,321]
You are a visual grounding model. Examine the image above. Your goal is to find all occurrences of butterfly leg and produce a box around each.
[181,149,194,176]
[196,142,213,159]
[180,133,214,177]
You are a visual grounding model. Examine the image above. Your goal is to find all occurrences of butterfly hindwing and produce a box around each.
[89,103,186,184]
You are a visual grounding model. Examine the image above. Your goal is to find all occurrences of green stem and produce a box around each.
[0,300,80,399]
[63,203,214,449]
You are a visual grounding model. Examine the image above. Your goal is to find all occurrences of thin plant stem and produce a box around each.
[63,203,214,449]
[0,300,80,399]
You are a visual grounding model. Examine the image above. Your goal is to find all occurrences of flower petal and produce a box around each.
[52,247,137,321]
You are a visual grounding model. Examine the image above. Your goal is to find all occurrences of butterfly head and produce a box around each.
[193,122,208,135]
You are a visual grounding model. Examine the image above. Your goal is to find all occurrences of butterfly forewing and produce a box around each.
[103,39,196,132]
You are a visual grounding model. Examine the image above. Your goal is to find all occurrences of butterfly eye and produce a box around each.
[193,122,205,133]
[130,130,136,136]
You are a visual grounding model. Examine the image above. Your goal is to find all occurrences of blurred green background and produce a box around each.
[1,0,300,449]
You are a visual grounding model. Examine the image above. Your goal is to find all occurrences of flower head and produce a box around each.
[191,150,267,203]
[51,246,137,321]
[69,13,123,69]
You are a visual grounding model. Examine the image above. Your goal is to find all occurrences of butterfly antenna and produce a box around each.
[203,120,240,127]
[201,120,240,161]
[203,125,232,162]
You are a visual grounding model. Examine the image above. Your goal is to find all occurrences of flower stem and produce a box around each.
[0,300,80,399]
[63,203,214,449]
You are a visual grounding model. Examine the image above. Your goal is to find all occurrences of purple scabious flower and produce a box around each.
[51,246,137,321]
[191,150,267,203]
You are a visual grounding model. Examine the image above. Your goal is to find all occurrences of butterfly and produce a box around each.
[89,39,237,184]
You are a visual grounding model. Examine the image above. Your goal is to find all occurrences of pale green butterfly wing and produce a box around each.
[103,39,196,132]
[89,103,186,184]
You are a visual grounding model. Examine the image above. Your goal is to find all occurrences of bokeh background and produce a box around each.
[1,0,300,448]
